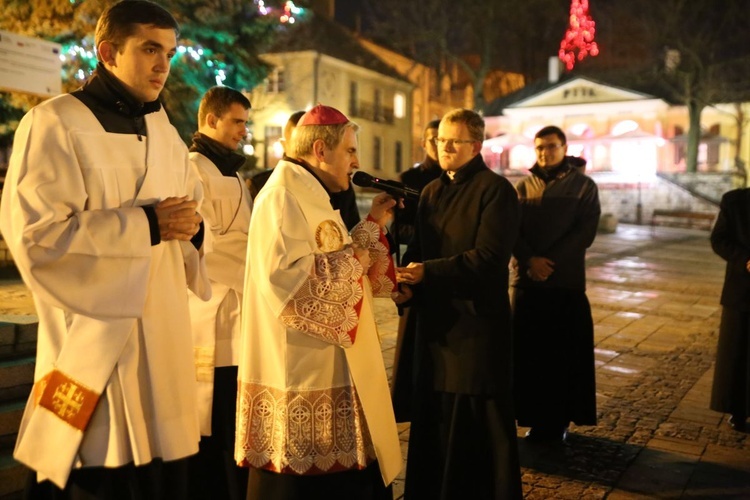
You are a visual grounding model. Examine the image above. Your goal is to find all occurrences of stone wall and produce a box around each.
[592,172,729,225]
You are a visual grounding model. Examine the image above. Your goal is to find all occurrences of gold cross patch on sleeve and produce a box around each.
[37,369,100,431]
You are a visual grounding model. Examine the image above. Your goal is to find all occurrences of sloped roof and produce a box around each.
[264,13,408,84]
[483,72,677,116]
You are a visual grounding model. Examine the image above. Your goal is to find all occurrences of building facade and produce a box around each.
[483,76,750,186]
[248,49,413,181]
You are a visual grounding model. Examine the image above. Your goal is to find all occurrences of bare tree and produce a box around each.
[361,0,566,111]
[625,0,750,173]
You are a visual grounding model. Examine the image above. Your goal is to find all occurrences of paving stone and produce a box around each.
[1,224,749,499]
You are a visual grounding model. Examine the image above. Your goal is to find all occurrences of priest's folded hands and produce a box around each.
[155,196,203,241]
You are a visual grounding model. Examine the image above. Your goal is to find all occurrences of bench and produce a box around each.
[651,209,715,232]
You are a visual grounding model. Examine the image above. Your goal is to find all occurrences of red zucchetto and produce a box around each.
[297,104,349,126]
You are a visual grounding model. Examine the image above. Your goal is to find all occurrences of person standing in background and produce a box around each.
[187,85,253,499]
[710,188,750,432]
[390,118,442,422]
[396,119,442,246]
[512,125,600,443]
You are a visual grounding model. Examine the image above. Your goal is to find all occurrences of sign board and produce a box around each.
[0,30,62,97]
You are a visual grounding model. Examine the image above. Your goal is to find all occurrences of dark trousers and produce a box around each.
[246,462,391,500]
[513,287,597,428]
[24,458,189,500]
[711,307,750,417]
[188,366,248,500]
[404,391,522,500]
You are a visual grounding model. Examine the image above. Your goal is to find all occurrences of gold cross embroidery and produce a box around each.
[38,369,100,431]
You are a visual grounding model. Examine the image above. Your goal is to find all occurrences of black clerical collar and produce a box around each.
[286,157,334,196]
[440,154,485,184]
[190,132,246,177]
[77,63,161,118]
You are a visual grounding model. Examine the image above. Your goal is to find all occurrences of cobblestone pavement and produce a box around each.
[3,224,750,499]
[371,224,750,499]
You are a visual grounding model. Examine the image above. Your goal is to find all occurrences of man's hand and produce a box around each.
[352,243,371,272]
[368,193,398,228]
[396,262,424,285]
[393,284,413,305]
[527,256,555,281]
[155,196,202,241]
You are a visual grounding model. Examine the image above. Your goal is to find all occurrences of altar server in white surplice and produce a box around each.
[235,104,403,500]
[186,86,252,500]
[0,1,210,497]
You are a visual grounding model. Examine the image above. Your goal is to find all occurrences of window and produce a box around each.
[349,81,359,116]
[374,89,382,122]
[611,120,639,136]
[265,68,285,93]
[394,92,405,119]
[373,137,382,171]
[264,125,283,169]
[395,141,403,173]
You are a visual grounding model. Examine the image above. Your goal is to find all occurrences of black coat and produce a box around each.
[404,154,520,395]
[711,188,750,311]
[512,159,600,291]
[396,158,442,246]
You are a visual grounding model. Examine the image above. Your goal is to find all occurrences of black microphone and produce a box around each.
[352,171,420,200]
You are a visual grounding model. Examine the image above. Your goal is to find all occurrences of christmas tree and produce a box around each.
[559,0,599,71]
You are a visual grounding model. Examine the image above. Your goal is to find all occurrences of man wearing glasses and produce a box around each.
[396,109,522,499]
[512,125,600,443]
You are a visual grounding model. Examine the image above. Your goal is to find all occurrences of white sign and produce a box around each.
[0,30,62,97]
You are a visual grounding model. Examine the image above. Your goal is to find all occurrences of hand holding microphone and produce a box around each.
[352,171,420,200]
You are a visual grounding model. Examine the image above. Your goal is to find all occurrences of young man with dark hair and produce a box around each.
[187,85,252,500]
[1,1,209,497]
[512,124,600,443]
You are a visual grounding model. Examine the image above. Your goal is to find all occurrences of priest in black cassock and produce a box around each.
[396,108,522,499]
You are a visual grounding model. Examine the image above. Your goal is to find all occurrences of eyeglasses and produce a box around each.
[535,144,564,153]
[435,138,477,147]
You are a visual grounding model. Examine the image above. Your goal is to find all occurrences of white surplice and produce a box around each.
[234,159,402,485]
[0,94,210,488]
[188,152,252,435]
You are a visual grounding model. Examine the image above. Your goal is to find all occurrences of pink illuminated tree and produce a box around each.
[559,0,599,70]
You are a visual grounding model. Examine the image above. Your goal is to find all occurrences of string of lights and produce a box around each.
[558,0,599,70]
[58,1,305,86]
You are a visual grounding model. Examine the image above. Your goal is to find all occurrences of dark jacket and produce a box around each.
[711,188,750,310]
[512,159,600,291]
[397,158,442,246]
[403,154,520,395]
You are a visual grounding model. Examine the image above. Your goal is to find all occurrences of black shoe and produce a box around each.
[729,414,747,432]
[525,427,568,443]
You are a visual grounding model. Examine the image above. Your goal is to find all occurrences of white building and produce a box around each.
[247,13,413,182]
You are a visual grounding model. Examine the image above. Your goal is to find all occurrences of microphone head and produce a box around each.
[351,171,374,187]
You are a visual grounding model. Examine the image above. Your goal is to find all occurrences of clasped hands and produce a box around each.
[527,256,554,282]
[155,196,202,241]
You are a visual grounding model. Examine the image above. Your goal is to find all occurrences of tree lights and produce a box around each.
[559,0,599,70]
